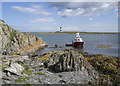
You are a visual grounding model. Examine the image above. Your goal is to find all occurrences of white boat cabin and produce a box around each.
[74,33,83,42]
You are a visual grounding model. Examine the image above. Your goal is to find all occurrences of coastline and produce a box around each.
[33,32,120,34]
[0,20,119,85]
[1,48,120,85]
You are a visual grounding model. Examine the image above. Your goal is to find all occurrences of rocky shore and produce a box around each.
[1,49,120,85]
[0,19,46,55]
[0,20,120,85]
[0,19,46,85]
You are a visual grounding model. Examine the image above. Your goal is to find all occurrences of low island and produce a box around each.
[34,32,120,34]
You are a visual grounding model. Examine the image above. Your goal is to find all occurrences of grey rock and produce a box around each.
[46,49,85,73]
[3,80,11,84]
[2,74,11,81]
[0,20,45,55]
[5,62,24,76]
[6,72,11,77]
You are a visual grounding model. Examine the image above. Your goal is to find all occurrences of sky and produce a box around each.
[2,2,118,32]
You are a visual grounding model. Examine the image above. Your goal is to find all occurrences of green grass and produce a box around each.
[10,32,15,41]
[15,76,29,82]
[34,72,44,75]
[1,65,9,70]
[15,78,22,82]
[6,25,10,31]
[0,23,7,26]
[6,31,15,47]
[22,83,31,86]
[22,76,29,81]
[7,42,12,47]
[23,66,33,75]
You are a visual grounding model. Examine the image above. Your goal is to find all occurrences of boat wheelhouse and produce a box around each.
[72,33,84,47]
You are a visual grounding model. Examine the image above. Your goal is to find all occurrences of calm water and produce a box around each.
[34,34,119,57]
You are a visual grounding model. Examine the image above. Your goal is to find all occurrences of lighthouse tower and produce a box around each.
[59,27,62,32]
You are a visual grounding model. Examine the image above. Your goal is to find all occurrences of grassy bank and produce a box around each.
[34,32,120,34]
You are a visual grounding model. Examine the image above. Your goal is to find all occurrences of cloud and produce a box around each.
[57,8,84,17]
[53,22,57,24]
[115,8,118,11]
[12,5,51,15]
[89,17,93,21]
[49,2,117,17]
[29,18,55,23]
[90,22,102,27]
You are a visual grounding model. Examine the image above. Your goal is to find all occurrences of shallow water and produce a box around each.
[34,34,119,57]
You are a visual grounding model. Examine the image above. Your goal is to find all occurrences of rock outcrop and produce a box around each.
[41,49,99,84]
[45,49,85,72]
[42,49,98,78]
[0,20,45,55]
[86,55,120,85]
[5,62,24,76]
[1,49,99,84]
[1,48,120,85]
[41,49,120,85]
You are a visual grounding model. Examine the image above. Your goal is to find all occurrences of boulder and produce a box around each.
[5,62,24,76]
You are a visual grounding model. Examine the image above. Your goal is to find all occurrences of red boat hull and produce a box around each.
[73,42,84,47]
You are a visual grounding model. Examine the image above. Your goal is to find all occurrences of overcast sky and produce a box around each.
[2,2,118,32]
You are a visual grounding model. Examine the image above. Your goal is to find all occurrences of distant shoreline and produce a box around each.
[32,32,120,34]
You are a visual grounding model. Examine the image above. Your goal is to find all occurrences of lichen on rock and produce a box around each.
[42,49,92,73]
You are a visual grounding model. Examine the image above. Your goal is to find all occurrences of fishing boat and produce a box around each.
[72,33,84,47]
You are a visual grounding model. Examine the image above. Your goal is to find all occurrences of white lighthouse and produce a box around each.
[59,27,62,32]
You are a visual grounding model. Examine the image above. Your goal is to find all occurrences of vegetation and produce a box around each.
[23,32,34,37]
[6,31,15,47]
[15,78,22,82]
[34,72,44,75]
[22,83,31,86]
[0,23,15,32]
[40,53,51,62]
[7,41,12,47]
[6,25,10,31]
[96,44,112,49]
[23,65,33,75]
[0,23,7,26]
[10,32,15,41]
[86,56,120,85]
[1,65,9,70]
[15,76,29,82]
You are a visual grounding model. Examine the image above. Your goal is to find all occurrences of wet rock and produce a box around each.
[84,54,120,85]
[55,44,58,48]
[44,60,50,68]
